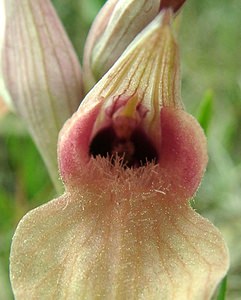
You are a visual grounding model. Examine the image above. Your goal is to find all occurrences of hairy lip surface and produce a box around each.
[67,156,165,195]
[10,156,229,300]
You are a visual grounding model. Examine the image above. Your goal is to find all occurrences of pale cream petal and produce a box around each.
[10,159,229,300]
[2,0,83,191]
[83,0,187,90]
[0,0,13,111]
[83,0,161,90]
[0,95,8,117]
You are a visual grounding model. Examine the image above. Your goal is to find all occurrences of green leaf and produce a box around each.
[196,89,214,134]
[216,275,227,300]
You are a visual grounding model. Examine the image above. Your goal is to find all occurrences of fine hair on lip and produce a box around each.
[69,155,168,200]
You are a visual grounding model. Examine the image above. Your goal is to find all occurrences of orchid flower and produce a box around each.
[1,0,229,299]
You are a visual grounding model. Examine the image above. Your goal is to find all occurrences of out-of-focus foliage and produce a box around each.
[216,276,228,300]
[0,0,240,299]
[196,89,214,135]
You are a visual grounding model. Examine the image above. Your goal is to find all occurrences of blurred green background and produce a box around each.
[0,0,240,299]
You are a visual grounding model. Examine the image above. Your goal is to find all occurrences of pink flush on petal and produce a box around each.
[160,0,186,12]
[59,10,207,201]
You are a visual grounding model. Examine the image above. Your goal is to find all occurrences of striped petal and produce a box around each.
[0,95,9,117]
[0,0,13,111]
[2,0,83,192]
[83,0,186,91]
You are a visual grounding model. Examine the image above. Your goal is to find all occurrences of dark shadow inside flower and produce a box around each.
[89,126,158,168]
